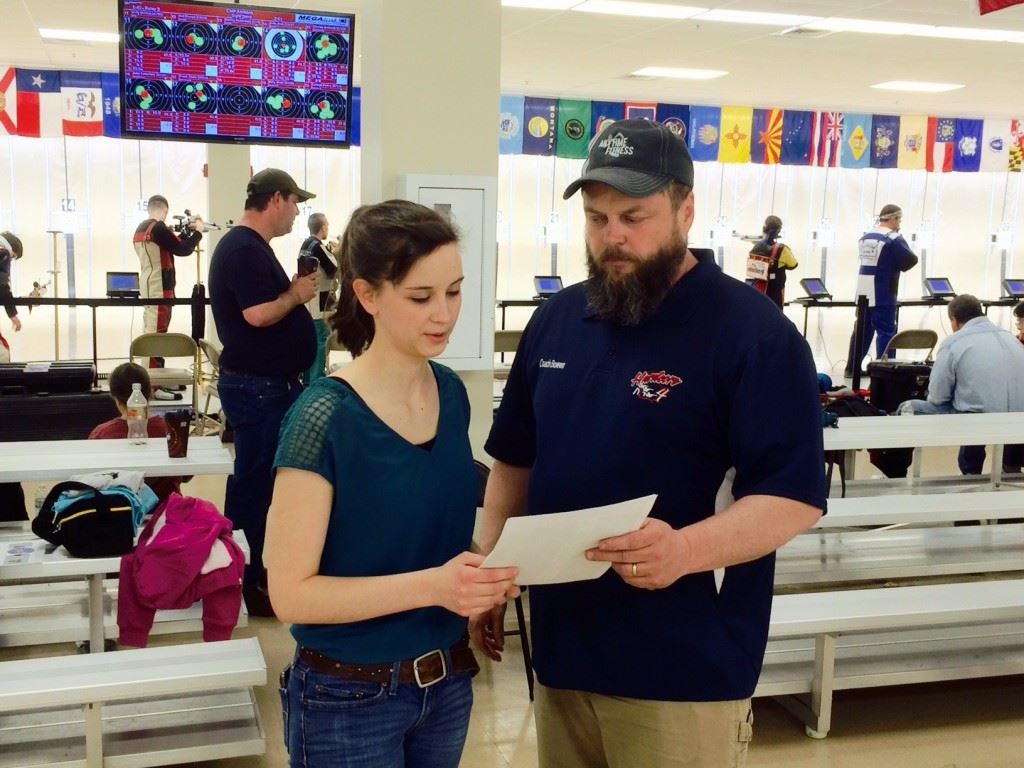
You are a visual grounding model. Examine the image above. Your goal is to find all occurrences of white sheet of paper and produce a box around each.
[482,494,656,585]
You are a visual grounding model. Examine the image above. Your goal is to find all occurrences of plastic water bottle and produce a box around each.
[126,382,149,445]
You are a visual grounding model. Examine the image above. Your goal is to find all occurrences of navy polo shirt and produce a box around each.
[486,249,826,701]
[209,225,316,377]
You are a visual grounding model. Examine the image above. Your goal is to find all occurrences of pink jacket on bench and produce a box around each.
[118,493,245,647]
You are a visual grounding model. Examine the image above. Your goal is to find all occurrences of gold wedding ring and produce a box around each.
[631,562,638,577]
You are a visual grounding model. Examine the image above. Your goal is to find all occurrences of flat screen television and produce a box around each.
[118,0,354,147]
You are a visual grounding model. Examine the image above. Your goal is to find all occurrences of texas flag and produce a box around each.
[16,68,62,138]
[927,117,957,173]
[0,68,17,134]
[61,71,103,137]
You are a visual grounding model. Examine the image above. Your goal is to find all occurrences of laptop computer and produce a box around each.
[923,277,956,299]
[533,275,563,299]
[106,271,141,299]
[1002,278,1024,299]
[799,277,832,300]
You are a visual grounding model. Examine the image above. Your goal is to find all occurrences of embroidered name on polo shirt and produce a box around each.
[631,370,682,403]
[539,358,566,369]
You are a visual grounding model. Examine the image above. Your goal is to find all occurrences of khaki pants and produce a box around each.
[535,683,752,768]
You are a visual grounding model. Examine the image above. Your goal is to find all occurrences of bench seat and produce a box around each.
[776,523,1024,586]
[0,638,266,768]
[814,490,1024,529]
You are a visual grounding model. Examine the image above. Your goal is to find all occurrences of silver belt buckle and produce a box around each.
[412,649,446,688]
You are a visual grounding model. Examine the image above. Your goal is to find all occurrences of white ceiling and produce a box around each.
[4,0,1024,119]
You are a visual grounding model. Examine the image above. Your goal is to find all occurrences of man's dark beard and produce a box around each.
[585,232,686,326]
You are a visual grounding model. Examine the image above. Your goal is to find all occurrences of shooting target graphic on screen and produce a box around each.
[307,91,345,121]
[172,22,217,54]
[173,82,217,113]
[126,80,172,111]
[119,0,354,147]
[220,26,262,58]
[306,32,348,64]
[220,85,263,116]
[265,29,303,62]
[264,88,304,118]
[125,19,170,50]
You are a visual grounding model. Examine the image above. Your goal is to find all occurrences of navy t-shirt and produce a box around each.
[274,362,477,663]
[209,225,316,376]
[486,249,826,701]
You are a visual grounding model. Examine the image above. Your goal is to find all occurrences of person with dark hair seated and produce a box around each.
[89,362,189,500]
[899,294,1024,474]
[1014,300,1024,346]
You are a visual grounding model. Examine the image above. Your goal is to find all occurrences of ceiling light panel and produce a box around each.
[871,81,965,93]
[39,28,119,43]
[632,66,727,79]
[695,10,822,27]
[574,2,707,20]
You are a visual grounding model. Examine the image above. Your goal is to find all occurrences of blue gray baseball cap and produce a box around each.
[563,118,694,200]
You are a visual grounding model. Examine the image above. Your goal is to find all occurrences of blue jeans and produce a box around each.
[217,371,303,586]
[861,304,898,360]
[280,653,473,768]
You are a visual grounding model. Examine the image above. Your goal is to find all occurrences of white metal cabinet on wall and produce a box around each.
[400,174,497,371]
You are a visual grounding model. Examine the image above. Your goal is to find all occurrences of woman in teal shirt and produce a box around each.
[266,200,519,768]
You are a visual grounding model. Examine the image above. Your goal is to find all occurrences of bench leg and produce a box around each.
[85,701,103,768]
[88,574,105,654]
[807,633,836,739]
[911,447,923,479]
[990,444,1004,489]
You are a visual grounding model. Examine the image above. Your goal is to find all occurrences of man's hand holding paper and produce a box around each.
[481,494,656,585]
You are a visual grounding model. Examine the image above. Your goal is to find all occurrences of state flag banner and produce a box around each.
[897,115,928,170]
[350,86,361,147]
[590,101,624,139]
[1011,120,1024,172]
[656,103,689,143]
[718,106,752,163]
[927,117,957,172]
[978,0,1024,14]
[841,113,872,169]
[522,96,557,156]
[751,108,783,164]
[979,119,1012,172]
[499,95,525,155]
[100,72,122,139]
[61,71,103,137]
[0,67,17,135]
[815,112,844,167]
[15,68,62,138]
[556,99,591,159]
[953,119,983,172]
[870,114,899,169]
[780,110,817,165]
[688,106,721,162]
[624,102,657,121]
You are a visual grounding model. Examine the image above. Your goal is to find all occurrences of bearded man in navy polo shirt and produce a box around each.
[471,119,826,768]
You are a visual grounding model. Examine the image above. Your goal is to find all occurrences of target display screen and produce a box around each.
[119,0,354,147]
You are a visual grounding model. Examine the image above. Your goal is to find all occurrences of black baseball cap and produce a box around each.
[563,118,694,200]
[246,168,315,202]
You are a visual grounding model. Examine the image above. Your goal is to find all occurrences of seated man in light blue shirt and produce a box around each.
[900,294,1024,474]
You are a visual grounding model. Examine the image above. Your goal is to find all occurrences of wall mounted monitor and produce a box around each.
[1003,278,1024,299]
[799,277,832,300]
[924,277,956,298]
[119,0,354,147]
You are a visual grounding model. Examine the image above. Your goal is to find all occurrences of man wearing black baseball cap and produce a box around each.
[474,119,825,767]
[208,167,318,617]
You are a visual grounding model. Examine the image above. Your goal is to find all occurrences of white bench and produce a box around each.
[755,579,1024,738]
[776,523,1024,586]
[815,489,1024,529]
[0,637,266,768]
[0,578,249,648]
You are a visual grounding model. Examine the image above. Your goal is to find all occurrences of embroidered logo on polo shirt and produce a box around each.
[539,358,566,369]
[631,370,681,403]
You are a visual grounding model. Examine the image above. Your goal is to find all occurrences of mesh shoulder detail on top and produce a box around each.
[276,382,347,473]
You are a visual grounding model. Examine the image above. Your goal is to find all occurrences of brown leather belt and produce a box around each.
[298,636,479,688]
